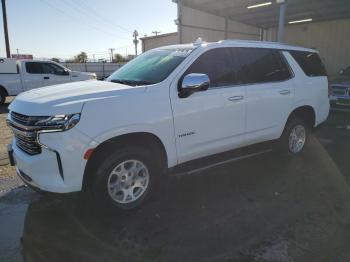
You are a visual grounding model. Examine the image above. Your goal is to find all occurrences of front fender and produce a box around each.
[84,124,177,168]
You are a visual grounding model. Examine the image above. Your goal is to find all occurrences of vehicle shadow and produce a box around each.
[19,137,350,262]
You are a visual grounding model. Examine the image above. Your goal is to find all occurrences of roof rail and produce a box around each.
[219,39,287,45]
[218,39,316,51]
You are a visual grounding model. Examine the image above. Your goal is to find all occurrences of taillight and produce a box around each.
[328,78,332,97]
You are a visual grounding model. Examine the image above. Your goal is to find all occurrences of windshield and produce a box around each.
[107,48,192,85]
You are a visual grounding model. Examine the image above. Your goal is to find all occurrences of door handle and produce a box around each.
[228,95,244,101]
[43,76,50,80]
[279,90,291,95]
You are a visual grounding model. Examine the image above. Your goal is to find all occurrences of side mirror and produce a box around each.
[338,69,344,75]
[179,73,210,98]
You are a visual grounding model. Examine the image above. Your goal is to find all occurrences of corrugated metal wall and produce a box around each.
[141,33,179,52]
[266,18,350,75]
[181,6,260,42]
[140,5,349,76]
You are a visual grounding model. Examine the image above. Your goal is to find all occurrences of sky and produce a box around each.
[0,0,177,60]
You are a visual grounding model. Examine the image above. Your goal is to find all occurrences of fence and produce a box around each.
[60,62,125,80]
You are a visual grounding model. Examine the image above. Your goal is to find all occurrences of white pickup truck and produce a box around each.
[0,58,96,104]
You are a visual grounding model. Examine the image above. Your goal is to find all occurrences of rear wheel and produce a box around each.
[280,117,309,154]
[91,146,158,210]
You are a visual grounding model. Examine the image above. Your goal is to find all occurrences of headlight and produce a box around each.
[35,113,80,131]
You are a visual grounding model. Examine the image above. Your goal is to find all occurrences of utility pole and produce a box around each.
[152,31,161,36]
[108,48,115,62]
[1,0,11,58]
[133,30,139,56]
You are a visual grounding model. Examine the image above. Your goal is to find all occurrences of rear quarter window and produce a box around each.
[289,51,327,77]
[25,62,44,74]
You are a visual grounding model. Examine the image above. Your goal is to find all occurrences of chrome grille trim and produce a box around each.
[8,112,45,155]
[332,86,349,97]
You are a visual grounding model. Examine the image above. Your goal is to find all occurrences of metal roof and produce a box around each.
[180,0,350,28]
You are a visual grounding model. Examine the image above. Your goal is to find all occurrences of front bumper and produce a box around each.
[8,128,97,193]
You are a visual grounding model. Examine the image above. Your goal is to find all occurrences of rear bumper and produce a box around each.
[330,95,350,108]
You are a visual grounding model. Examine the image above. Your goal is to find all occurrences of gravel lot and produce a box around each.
[0,97,23,196]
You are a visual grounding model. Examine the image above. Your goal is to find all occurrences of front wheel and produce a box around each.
[280,117,309,154]
[91,146,158,211]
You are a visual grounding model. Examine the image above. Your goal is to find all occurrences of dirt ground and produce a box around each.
[0,97,22,196]
[0,101,350,261]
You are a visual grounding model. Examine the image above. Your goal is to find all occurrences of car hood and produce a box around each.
[9,80,146,116]
[71,71,96,77]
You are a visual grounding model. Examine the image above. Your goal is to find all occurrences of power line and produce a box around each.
[38,0,132,41]
[75,0,132,33]
[60,0,131,37]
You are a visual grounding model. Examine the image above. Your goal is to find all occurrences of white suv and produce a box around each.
[7,40,330,210]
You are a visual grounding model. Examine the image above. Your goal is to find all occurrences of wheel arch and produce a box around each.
[0,85,9,96]
[286,105,316,129]
[82,132,168,191]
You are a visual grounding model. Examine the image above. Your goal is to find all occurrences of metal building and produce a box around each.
[141,0,350,75]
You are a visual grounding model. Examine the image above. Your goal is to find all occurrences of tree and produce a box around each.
[51,58,60,63]
[73,52,88,63]
[113,53,126,63]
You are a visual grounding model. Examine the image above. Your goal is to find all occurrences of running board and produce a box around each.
[172,149,272,177]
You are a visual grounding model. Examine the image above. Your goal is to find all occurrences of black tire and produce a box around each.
[90,146,159,211]
[0,88,6,105]
[279,117,309,154]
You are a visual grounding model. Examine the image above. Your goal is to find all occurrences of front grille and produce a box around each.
[15,131,41,155]
[8,112,49,155]
[332,86,349,97]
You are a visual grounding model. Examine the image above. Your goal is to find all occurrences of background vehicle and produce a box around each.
[0,58,96,104]
[330,65,350,108]
[7,40,330,211]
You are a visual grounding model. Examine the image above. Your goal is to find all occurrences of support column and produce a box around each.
[277,1,286,42]
[177,0,183,44]
[224,18,228,39]
[259,28,264,41]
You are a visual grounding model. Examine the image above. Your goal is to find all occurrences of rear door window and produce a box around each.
[25,62,44,74]
[233,48,292,84]
[289,51,327,77]
[184,47,291,88]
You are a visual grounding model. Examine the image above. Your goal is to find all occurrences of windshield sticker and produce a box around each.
[170,49,193,57]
